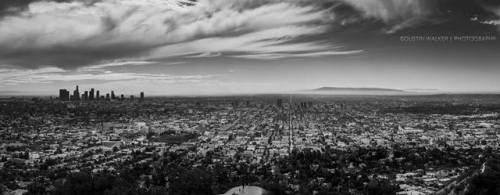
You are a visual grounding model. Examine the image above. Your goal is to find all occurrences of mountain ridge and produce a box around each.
[311,87,405,92]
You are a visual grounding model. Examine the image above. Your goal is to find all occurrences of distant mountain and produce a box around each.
[298,87,408,95]
[405,88,442,93]
[313,87,405,92]
[0,91,32,96]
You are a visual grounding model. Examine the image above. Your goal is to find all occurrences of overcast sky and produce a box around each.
[0,0,499,96]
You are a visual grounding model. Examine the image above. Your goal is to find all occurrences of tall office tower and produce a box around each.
[277,98,283,107]
[58,89,64,101]
[111,91,115,99]
[65,90,70,101]
[59,89,70,101]
[73,85,80,101]
[59,89,64,100]
[89,88,95,100]
[83,91,89,101]
[121,94,124,101]
[140,92,144,101]
[96,90,100,100]
[106,93,110,101]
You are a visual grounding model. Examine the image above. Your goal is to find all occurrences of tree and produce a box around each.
[170,168,214,195]
[366,179,399,195]
[52,172,121,195]
[26,179,47,195]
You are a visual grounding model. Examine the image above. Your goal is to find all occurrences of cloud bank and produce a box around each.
[0,0,498,69]
[0,67,215,86]
[0,0,352,69]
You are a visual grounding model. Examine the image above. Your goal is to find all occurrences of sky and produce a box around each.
[0,0,499,96]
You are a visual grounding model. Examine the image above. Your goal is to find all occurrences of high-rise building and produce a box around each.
[59,89,70,101]
[89,88,95,100]
[57,86,146,102]
[277,98,283,107]
[72,85,80,101]
[83,91,89,101]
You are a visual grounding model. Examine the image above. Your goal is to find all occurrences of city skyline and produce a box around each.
[2,1,500,194]
[59,85,144,101]
[1,0,500,95]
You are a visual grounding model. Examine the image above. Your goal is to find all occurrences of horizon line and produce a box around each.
[2,90,500,98]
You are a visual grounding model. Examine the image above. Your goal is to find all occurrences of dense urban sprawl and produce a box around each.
[1,94,500,195]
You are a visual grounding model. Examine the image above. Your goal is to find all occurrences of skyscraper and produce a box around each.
[59,89,70,101]
[57,86,147,102]
[89,88,95,100]
[72,85,80,101]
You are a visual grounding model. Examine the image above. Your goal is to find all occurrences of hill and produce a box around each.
[300,87,408,95]
[313,87,405,92]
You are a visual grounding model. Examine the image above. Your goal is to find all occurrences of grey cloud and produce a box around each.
[0,43,157,69]
[0,0,100,16]
[1,0,498,70]
[0,0,343,69]
[329,0,500,33]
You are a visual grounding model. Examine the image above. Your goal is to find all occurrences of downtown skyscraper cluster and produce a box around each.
[59,86,144,101]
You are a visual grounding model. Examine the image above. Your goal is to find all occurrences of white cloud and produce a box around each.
[150,25,357,59]
[232,50,363,60]
[340,0,434,33]
[0,67,215,85]
[482,20,500,25]
[83,60,157,70]
[0,0,358,68]
[187,52,221,58]
[487,8,500,28]
[0,67,66,77]
[342,0,430,22]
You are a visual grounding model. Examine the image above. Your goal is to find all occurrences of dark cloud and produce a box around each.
[0,0,336,69]
[0,0,100,16]
[0,0,498,70]
[0,0,42,13]
[0,43,159,69]
[436,0,498,18]
[325,0,500,33]
[411,0,500,34]
[177,0,197,7]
